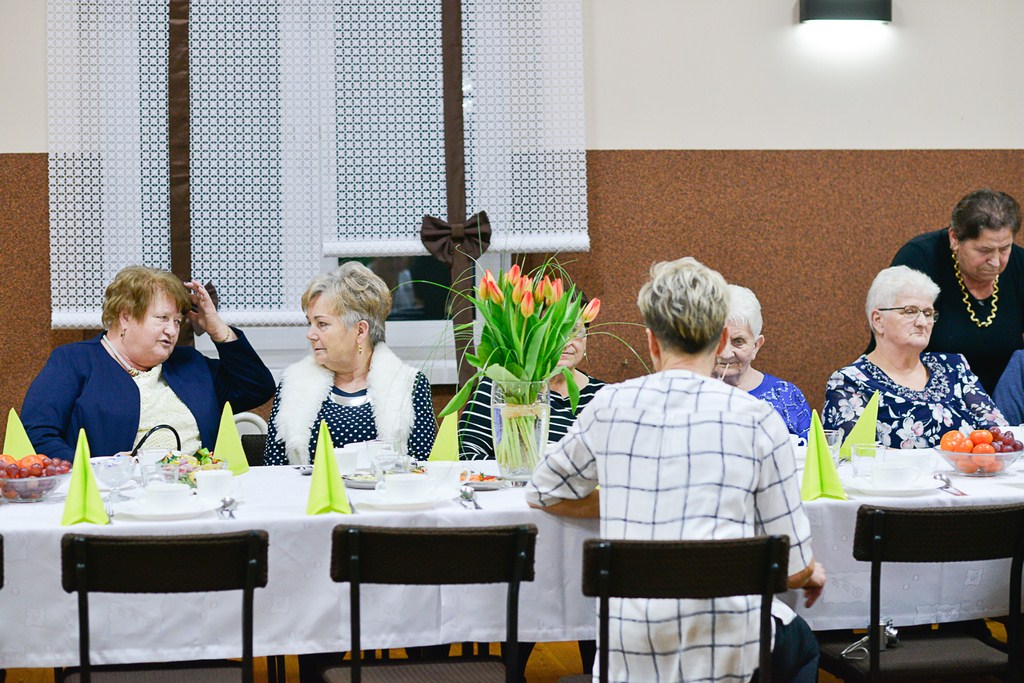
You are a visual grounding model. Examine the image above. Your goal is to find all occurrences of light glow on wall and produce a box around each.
[793,20,894,60]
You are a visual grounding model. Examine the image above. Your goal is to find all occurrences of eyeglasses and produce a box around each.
[877,306,939,322]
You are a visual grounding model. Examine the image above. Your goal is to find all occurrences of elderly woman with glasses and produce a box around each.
[824,265,1005,448]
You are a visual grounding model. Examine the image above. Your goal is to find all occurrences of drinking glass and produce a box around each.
[371,452,412,483]
[93,454,135,503]
[822,430,843,467]
[851,443,881,480]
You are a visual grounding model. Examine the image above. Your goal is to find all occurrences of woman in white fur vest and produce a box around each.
[264,263,437,465]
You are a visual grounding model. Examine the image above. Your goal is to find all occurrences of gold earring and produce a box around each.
[358,345,363,355]
[120,328,125,340]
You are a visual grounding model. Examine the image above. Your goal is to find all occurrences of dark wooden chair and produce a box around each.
[319,524,537,683]
[57,531,269,683]
[241,434,267,467]
[561,535,789,683]
[817,503,1024,682]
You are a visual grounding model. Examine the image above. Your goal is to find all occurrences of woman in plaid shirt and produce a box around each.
[527,257,825,683]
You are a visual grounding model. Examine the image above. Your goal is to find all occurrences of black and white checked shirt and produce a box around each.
[527,370,814,683]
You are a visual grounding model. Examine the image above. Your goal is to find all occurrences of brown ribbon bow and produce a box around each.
[420,211,491,266]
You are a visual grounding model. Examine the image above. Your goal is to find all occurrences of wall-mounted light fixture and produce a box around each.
[799,0,891,22]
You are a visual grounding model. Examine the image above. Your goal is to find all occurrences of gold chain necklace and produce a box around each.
[952,251,999,327]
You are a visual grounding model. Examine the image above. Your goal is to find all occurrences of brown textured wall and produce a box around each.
[0,154,82,443]
[4,149,1024,446]
[537,150,1024,411]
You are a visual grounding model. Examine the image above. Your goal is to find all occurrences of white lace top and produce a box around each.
[133,364,203,453]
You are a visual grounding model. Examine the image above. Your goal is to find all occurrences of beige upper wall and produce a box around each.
[0,0,46,153]
[2,0,1022,153]
[582,0,1024,149]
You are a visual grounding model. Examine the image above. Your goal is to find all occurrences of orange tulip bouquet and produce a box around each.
[441,264,600,482]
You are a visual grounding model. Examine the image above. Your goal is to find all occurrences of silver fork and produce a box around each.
[933,473,968,496]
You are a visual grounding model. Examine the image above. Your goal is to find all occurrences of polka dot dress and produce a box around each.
[264,373,436,465]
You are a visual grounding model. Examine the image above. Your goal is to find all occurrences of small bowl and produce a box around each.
[937,448,1023,477]
[1,473,70,503]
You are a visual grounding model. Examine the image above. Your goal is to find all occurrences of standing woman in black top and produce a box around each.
[888,189,1023,394]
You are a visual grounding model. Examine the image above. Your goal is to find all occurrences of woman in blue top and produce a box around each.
[264,262,436,465]
[824,266,1005,447]
[21,266,276,460]
[715,284,811,439]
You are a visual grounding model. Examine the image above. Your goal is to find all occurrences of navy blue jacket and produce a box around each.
[21,331,275,460]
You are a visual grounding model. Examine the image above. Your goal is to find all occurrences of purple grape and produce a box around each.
[991,426,1002,438]
[1003,431,1016,444]
[993,441,1004,453]
[1015,440,1024,452]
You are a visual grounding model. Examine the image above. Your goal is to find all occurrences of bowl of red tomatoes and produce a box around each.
[937,427,1023,477]
[0,454,72,502]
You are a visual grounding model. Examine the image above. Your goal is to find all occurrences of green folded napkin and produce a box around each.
[61,429,110,525]
[427,413,459,461]
[3,409,36,458]
[214,402,250,476]
[306,420,352,515]
[801,410,847,501]
[840,390,880,459]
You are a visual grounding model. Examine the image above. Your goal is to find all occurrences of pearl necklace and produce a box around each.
[952,250,999,328]
[101,335,142,377]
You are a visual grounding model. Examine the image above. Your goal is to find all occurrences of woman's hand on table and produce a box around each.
[801,561,826,608]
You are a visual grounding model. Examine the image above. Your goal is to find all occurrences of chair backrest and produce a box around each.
[234,411,269,435]
[331,524,537,683]
[581,536,790,683]
[241,433,268,466]
[852,503,1024,680]
[61,531,269,683]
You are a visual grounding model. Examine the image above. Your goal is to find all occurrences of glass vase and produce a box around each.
[491,380,550,486]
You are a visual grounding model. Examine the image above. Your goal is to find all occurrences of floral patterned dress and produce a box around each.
[823,352,1006,448]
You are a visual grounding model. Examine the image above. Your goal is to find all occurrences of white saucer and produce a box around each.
[353,492,453,512]
[114,498,222,521]
[97,480,138,493]
[843,476,943,497]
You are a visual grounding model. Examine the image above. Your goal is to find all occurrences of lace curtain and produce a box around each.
[48,0,587,328]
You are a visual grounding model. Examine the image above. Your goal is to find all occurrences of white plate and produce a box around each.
[353,493,454,512]
[843,476,943,497]
[114,498,222,521]
[342,474,379,490]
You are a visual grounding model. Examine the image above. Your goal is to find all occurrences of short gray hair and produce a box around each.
[865,266,940,323]
[725,284,763,337]
[301,262,392,345]
[637,257,728,354]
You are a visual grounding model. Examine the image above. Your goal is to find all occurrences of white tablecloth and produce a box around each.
[787,453,1024,631]
[0,465,599,668]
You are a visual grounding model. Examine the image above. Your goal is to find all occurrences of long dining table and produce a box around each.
[0,463,599,669]
[789,450,1024,631]
[1,452,1022,669]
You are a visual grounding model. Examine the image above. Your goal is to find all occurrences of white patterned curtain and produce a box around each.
[48,0,588,328]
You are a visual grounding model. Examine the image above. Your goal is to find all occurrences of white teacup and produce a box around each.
[334,445,361,475]
[871,461,918,489]
[143,482,191,509]
[136,448,178,467]
[424,461,463,497]
[375,473,431,503]
[195,469,234,501]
